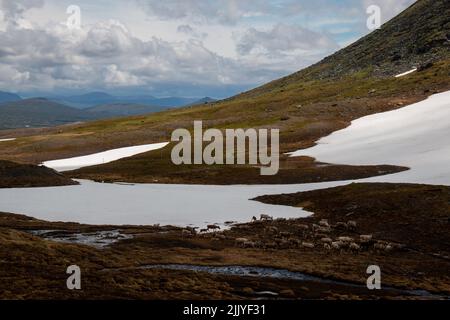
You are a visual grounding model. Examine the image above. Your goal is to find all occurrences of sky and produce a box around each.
[0,0,416,98]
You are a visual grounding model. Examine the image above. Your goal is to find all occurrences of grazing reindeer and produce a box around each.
[260,214,273,221]
[302,242,315,249]
[331,241,344,252]
[338,236,353,243]
[243,241,256,248]
[207,224,221,231]
[359,234,373,243]
[347,220,357,231]
[214,234,226,240]
[335,222,347,230]
[265,226,278,234]
[186,226,198,234]
[349,242,361,253]
[374,242,386,251]
[181,229,192,238]
[319,219,330,228]
[235,238,249,247]
[297,224,309,237]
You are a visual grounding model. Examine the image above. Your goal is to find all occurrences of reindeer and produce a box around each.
[207,224,221,231]
[235,238,249,247]
[331,241,344,252]
[302,242,315,249]
[260,214,273,221]
[181,229,193,238]
[347,220,357,231]
[349,242,361,253]
[319,219,330,228]
[335,222,347,230]
[359,234,373,243]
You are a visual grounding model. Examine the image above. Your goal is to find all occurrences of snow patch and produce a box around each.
[42,142,169,172]
[395,68,417,78]
[0,138,16,142]
[289,91,450,185]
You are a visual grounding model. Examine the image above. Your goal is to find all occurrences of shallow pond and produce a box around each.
[0,179,350,228]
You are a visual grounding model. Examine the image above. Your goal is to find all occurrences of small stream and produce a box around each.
[143,264,448,299]
[29,229,133,248]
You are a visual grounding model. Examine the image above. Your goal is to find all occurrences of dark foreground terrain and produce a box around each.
[0,183,448,300]
[0,160,77,188]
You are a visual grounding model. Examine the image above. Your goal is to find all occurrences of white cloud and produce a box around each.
[0,1,320,94]
[136,0,272,25]
[0,0,44,27]
[177,24,194,34]
[0,0,417,96]
[237,24,339,56]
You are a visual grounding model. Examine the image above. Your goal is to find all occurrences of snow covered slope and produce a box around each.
[290,91,450,185]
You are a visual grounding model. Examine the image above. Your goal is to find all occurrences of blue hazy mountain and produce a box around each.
[0,98,99,129]
[0,91,22,104]
[51,92,206,109]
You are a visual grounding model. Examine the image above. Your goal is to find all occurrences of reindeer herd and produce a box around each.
[180,214,405,255]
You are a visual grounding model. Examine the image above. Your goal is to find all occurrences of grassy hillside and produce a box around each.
[0,0,449,183]
[85,103,168,117]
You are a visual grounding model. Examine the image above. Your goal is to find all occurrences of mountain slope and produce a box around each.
[0,91,21,104]
[63,92,117,108]
[318,0,450,77]
[241,0,450,99]
[0,98,99,129]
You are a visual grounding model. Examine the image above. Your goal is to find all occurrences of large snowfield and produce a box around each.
[290,90,450,186]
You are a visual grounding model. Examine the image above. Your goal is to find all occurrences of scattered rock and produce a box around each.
[418,62,434,72]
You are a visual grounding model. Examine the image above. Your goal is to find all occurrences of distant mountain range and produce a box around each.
[0,92,217,129]
[186,97,217,106]
[0,98,97,129]
[47,92,214,109]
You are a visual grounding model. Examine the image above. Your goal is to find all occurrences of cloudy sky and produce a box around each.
[0,0,416,98]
